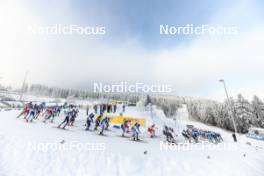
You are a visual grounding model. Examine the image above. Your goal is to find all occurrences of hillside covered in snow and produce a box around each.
[0,101,263,176]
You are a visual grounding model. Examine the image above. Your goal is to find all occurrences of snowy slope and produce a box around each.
[0,105,263,176]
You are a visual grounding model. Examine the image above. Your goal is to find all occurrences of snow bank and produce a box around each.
[0,106,263,176]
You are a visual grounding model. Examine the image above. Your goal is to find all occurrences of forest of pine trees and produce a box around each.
[187,94,264,133]
[27,84,142,103]
[25,84,264,133]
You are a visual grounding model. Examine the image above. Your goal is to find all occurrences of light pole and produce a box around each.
[150,102,154,122]
[20,70,29,101]
[219,79,238,142]
[0,77,2,91]
[0,77,3,90]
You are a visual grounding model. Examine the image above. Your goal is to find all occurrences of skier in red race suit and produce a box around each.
[148,124,156,138]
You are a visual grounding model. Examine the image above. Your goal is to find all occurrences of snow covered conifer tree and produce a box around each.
[234,94,253,133]
[216,103,229,129]
[144,95,152,106]
[251,95,264,128]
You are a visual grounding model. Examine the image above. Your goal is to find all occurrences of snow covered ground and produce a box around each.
[0,105,263,176]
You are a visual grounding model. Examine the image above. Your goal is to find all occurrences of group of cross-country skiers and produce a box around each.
[16,102,223,143]
[16,102,145,141]
[17,102,65,123]
[181,125,223,144]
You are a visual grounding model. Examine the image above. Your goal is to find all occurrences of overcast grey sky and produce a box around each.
[0,0,264,100]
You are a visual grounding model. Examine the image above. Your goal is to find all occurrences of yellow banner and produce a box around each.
[96,114,145,126]
[110,116,145,126]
